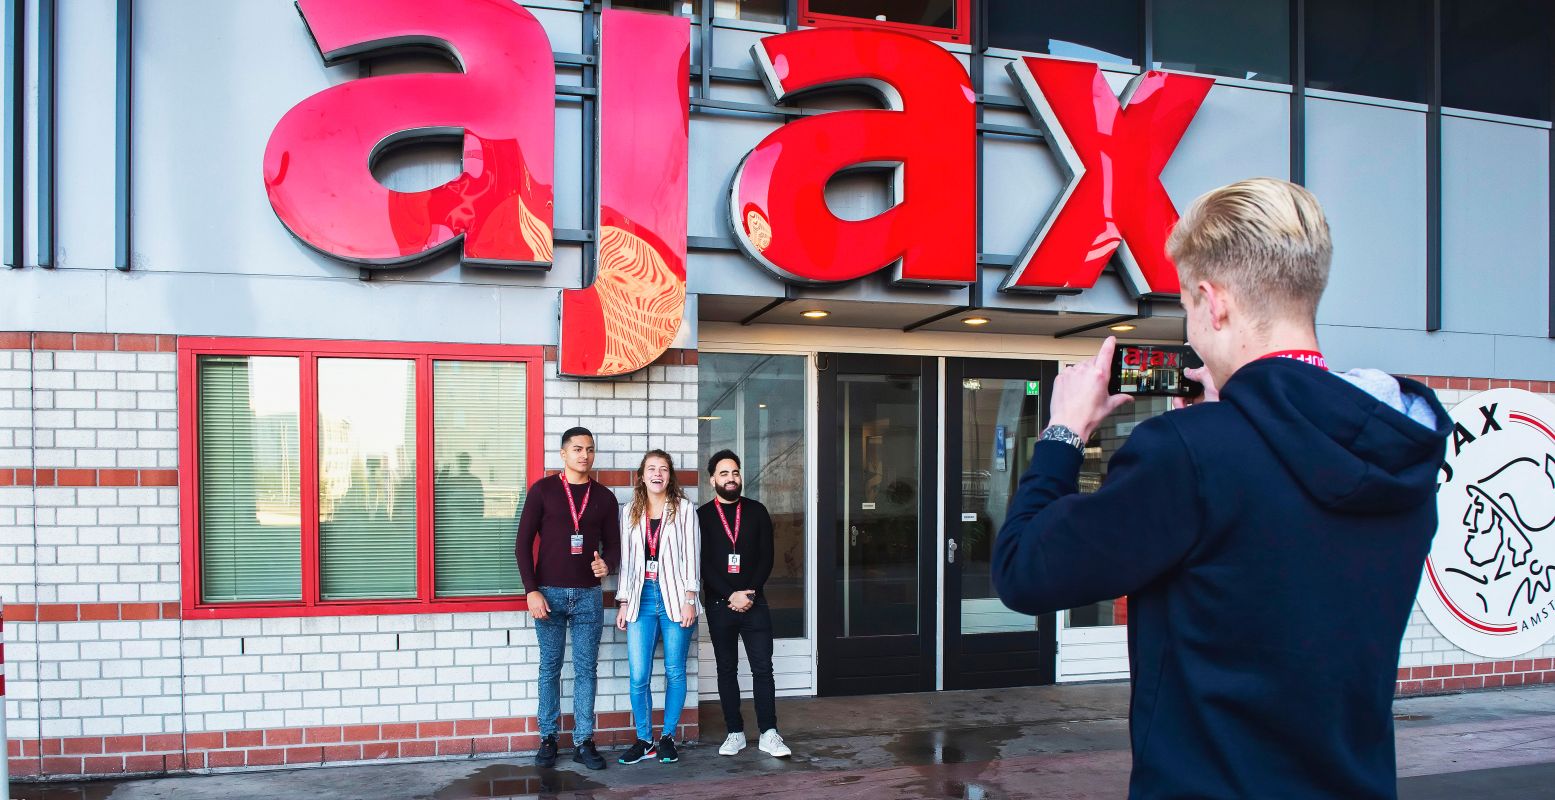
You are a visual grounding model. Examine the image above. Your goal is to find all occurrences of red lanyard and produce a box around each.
[646,517,663,559]
[716,501,741,548]
[1261,350,1328,371]
[560,474,591,533]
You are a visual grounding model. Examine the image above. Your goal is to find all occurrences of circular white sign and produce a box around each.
[1420,388,1555,658]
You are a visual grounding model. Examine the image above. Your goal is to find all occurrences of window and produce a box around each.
[179,339,543,618]
[986,0,1140,66]
[801,0,971,44]
[1153,0,1290,83]
[1305,0,1429,103]
[699,353,809,638]
[1442,0,1552,121]
[611,0,785,24]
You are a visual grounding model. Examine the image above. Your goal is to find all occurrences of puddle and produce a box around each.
[12,783,124,800]
[880,725,1019,766]
[432,765,607,799]
[941,780,991,799]
[1395,713,1434,721]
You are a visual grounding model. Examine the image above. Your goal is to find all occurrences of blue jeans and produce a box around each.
[627,579,697,742]
[535,586,603,740]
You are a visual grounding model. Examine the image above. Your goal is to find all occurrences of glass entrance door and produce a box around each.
[817,354,937,696]
[944,358,1058,689]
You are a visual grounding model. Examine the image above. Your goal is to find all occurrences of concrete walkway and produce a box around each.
[12,683,1555,799]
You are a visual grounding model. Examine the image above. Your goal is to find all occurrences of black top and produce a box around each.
[647,517,663,561]
[513,474,621,593]
[696,497,775,606]
[993,358,1452,799]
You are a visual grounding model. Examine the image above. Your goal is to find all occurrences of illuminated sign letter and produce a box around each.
[263,0,555,267]
[559,10,690,377]
[730,28,976,286]
[1002,57,1212,297]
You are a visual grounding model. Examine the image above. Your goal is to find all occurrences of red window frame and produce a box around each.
[799,0,972,44]
[178,337,546,619]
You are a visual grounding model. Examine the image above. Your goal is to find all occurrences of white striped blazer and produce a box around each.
[615,497,701,623]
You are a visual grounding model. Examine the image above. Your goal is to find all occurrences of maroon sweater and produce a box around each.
[514,475,621,593]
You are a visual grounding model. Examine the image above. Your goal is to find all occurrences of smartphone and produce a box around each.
[1109,344,1204,398]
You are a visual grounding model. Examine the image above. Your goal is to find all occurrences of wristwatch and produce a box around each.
[1040,424,1086,451]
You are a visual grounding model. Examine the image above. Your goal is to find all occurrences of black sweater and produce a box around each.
[696,497,775,606]
[993,358,1450,799]
[514,474,621,593]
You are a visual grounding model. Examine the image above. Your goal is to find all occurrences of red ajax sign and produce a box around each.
[264,0,1212,377]
[1122,346,1181,369]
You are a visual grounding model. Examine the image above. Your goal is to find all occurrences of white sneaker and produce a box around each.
[718,732,747,756]
[758,729,791,758]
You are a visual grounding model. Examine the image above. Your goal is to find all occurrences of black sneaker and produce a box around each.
[572,738,607,770]
[657,735,679,763]
[535,734,558,768]
[617,738,657,765]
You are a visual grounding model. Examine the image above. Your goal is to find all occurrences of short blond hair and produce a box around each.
[1167,178,1332,325]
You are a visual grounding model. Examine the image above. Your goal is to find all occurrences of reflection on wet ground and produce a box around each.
[877,724,1018,766]
[431,765,606,799]
[13,783,124,800]
[9,686,1555,799]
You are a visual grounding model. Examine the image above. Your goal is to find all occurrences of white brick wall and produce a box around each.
[2,345,701,746]
[544,363,702,482]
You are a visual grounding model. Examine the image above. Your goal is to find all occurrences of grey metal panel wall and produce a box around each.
[54,0,118,270]
[1161,83,1291,208]
[978,135,1065,259]
[1440,116,1550,338]
[687,114,777,243]
[1307,98,1428,331]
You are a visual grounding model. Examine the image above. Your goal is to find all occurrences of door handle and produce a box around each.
[850,525,859,546]
[947,539,957,564]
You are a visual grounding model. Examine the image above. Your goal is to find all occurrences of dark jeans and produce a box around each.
[707,599,777,735]
[534,586,603,740]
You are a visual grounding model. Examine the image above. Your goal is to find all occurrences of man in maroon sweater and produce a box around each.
[515,427,621,770]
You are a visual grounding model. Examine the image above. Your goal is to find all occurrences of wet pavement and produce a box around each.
[12,683,1555,799]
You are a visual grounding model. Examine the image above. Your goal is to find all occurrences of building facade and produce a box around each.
[2,0,1553,780]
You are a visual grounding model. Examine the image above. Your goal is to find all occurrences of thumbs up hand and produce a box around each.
[590,550,609,579]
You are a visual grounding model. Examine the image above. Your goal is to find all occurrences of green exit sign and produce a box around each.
[1025,380,1041,396]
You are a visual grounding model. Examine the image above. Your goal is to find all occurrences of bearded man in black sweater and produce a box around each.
[697,449,791,758]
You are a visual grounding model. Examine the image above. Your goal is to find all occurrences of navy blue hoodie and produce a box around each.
[993,357,1451,799]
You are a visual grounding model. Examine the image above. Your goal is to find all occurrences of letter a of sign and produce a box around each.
[730,29,975,286]
[559,10,689,377]
[264,0,555,267]
[1002,57,1212,297]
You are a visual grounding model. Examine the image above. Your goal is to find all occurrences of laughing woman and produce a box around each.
[615,450,701,765]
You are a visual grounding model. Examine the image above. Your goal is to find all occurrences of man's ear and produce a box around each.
[1199,281,1231,331]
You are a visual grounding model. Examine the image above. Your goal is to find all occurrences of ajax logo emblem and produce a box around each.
[1421,388,1555,658]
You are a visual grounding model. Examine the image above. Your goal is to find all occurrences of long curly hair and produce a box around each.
[628,449,685,529]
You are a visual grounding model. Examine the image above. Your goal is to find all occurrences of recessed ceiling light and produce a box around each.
[758,403,768,409]
[1110,324,1137,332]
[801,309,830,319]
[962,317,990,326]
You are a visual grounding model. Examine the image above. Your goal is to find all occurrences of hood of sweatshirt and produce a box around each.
[1220,358,1451,514]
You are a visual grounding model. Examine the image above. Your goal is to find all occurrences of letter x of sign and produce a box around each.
[1002,58,1213,297]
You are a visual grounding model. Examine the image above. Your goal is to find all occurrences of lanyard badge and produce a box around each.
[717,501,741,573]
[561,475,591,555]
[646,519,662,580]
